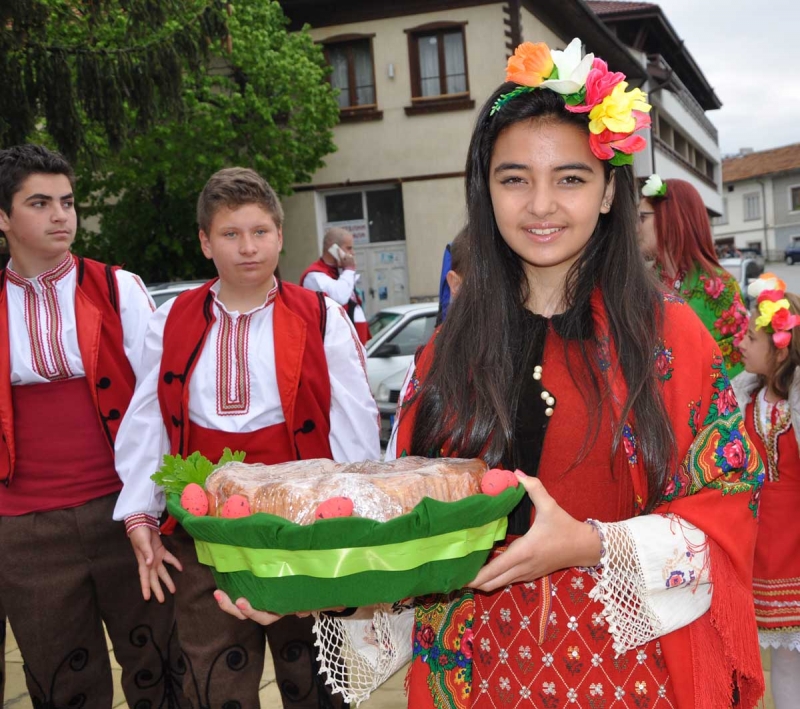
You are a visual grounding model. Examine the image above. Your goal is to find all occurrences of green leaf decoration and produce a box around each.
[562,87,587,106]
[490,85,537,116]
[151,447,246,496]
[548,67,560,81]
[609,151,634,167]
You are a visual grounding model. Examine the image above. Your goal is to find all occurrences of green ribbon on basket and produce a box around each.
[195,519,507,578]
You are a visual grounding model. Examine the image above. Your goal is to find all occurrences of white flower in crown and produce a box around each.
[747,273,785,300]
[539,38,594,94]
[642,174,667,198]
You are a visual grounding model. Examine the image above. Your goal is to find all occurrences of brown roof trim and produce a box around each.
[292,171,466,193]
[281,0,495,32]
[586,1,721,110]
[722,143,800,184]
[521,0,647,84]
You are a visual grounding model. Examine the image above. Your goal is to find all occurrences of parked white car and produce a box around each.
[366,303,438,439]
[146,280,207,308]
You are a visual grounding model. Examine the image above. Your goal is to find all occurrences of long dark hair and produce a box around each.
[410,84,676,513]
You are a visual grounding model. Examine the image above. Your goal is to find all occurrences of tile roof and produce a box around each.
[722,143,800,183]
[587,1,657,15]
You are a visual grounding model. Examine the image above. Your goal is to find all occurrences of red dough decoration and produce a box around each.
[180,483,210,516]
[314,496,355,520]
[221,494,252,519]
[480,468,519,496]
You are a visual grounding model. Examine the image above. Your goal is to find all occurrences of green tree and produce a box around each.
[1,0,227,160]
[73,0,338,282]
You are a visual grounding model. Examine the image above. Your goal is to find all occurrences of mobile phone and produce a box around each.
[328,244,346,263]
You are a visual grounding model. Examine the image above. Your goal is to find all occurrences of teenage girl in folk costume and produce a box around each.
[638,175,749,376]
[733,274,800,709]
[388,40,765,708]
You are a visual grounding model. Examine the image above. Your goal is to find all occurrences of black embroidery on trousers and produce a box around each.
[277,637,340,708]
[24,646,89,709]
[180,643,248,709]
[128,622,186,709]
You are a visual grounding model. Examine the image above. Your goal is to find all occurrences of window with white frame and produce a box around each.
[791,185,800,212]
[323,186,406,245]
[744,192,761,221]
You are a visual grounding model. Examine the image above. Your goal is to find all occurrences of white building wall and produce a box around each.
[713,177,775,256]
[653,149,723,214]
[305,5,508,185]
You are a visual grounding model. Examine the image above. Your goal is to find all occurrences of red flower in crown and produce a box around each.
[588,111,651,161]
[758,289,786,304]
[565,58,626,114]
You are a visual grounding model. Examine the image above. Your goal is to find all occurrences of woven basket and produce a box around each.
[167,485,524,614]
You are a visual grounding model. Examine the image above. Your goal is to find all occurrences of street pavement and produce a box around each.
[5,260,796,708]
[2,621,408,707]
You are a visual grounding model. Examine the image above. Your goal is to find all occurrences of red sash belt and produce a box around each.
[0,377,121,516]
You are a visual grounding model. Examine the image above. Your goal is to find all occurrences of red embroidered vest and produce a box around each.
[157,279,334,461]
[0,255,137,484]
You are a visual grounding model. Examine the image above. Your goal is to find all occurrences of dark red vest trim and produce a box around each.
[0,255,137,484]
[157,279,333,461]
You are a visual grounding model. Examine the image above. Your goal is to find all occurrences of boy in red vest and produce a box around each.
[0,144,184,707]
[301,227,371,344]
[114,167,381,708]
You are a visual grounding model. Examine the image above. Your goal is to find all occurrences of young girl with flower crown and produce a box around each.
[385,39,765,709]
[223,38,766,709]
[638,175,749,376]
[733,274,800,709]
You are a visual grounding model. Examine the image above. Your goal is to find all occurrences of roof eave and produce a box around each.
[525,0,647,84]
[592,4,722,110]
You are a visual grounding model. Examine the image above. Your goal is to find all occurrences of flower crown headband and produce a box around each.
[491,38,652,167]
[642,174,667,198]
[747,274,800,349]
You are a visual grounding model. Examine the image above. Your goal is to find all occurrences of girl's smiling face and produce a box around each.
[488,118,615,283]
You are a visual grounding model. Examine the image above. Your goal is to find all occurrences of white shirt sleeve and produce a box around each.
[115,269,156,380]
[324,298,381,463]
[113,299,174,521]
[588,513,712,654]
[383,361,416,462]
[303,270,357,307]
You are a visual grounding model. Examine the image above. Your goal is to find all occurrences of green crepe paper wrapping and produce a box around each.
[167,484,525,614]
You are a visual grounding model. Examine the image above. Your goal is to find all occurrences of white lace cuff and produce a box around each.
[587,513,712,655]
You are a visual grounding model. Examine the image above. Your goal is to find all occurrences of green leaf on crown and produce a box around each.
[609,151,634,167]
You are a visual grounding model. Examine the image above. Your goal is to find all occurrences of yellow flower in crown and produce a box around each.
[755,298,791,330]
[588,82,651,135]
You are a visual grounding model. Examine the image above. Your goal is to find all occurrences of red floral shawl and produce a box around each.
[395,290,764,709]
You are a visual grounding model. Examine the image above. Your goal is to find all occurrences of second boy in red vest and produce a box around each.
[114,167,381,707]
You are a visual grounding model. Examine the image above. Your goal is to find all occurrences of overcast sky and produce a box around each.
[653,0,799,156]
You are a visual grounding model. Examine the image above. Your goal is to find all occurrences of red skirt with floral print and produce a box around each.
[470,567,676,709]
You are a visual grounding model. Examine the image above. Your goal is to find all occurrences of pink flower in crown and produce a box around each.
[588,110,651,161]
[565,58,626,114]
[701,275,725,299]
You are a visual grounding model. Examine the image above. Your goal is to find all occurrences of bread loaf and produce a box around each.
[204,457,487,523]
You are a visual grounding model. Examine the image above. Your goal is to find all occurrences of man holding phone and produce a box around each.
[300,227,371,344]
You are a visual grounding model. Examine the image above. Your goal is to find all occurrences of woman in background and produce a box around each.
[638,176,749,375]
